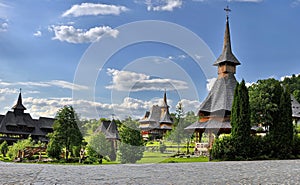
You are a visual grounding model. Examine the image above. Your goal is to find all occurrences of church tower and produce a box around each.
[214,13,240,79]
[185,6,240,146]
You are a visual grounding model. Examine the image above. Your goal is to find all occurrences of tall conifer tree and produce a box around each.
[276,86,294,158]
[231,80,251,158]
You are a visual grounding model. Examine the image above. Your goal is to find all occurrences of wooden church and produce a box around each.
[0,91,55,144]
[185,9,239,148]
[139,91,173,140]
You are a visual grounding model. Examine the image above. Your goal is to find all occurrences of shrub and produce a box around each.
[7,137,34,160]
[47,139,62,160]
[0,141,8,157]
[292,135,300,157]
[210,136,236,161]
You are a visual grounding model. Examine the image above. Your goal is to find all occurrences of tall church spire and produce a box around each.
[213,6,240,67]
[12,89,26,113]
[163,89,167,106]
[161,89,169,108]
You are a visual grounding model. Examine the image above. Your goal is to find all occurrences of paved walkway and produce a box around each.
[0,160,299,184]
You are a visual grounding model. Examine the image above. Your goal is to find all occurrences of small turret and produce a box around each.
[12,89,26,115]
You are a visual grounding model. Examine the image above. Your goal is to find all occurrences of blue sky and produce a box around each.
[0,0,300,119]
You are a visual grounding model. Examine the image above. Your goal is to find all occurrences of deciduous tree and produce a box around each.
[249,78,282,130]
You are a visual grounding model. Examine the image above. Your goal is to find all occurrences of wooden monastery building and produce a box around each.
[95,119,120,159]
[139,91,173,140]
[0,91,54,144]
[95,119,120,143]
[292,95,300,125]
[185,12,239,148]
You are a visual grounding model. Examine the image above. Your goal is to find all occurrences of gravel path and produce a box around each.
[0,160,299,184]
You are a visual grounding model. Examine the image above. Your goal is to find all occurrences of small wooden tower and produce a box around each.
[186,7,240,148]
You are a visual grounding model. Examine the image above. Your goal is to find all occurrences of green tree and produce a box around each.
[230,80,251,159]
[184,111,198,124]
[282,74,300,102]
[0,141,8,157]
[293,90,300,103]
[48,106,83,161]
[87,132,112,163]
[167,104,195,154]
[47,135,62,159]
[119,117,144,164]
[249,78,282,129]
[184,111,198,154]
[269,86,294,158]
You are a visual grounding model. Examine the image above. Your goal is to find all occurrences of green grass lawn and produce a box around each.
[137,152,170,164]
[137,151,209,164]
[160,156,209,163]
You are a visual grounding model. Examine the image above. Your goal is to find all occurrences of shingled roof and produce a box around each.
[139,91,173,131]
[213,17,240,66]
[0,92,54,143]
[105,120,119,140]
[198,73,237,113]
[139,105,161,129]
[12,92,26,111]
[185,120,231,133]
[95,120,120,140]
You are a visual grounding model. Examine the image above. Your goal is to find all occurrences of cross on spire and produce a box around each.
[224,5,231,20]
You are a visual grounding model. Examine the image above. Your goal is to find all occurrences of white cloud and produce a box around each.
[62,3,129,17]
[168,54,188,61]
[280,73,300,81]
[0,88,38,95]
[0,2,11,8]
[146,0,182,11]
[21,96,158,120]
[291,0,300,7]
[0,22,8,32]
[106,68,188,92]
[47,80,88,91]
[33,30,42,37]
[50,25,118,44]
[206,78,217,91]
[0,80,10,86]
[0,87,199,120]
[0,88,18,94]
[0,79,88,91]
[245,82,254,87]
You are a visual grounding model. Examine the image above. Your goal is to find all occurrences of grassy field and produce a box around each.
[137,152,170,164]
[0,140,210,165]
[160,156,209,163]
[137,151,209,164]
